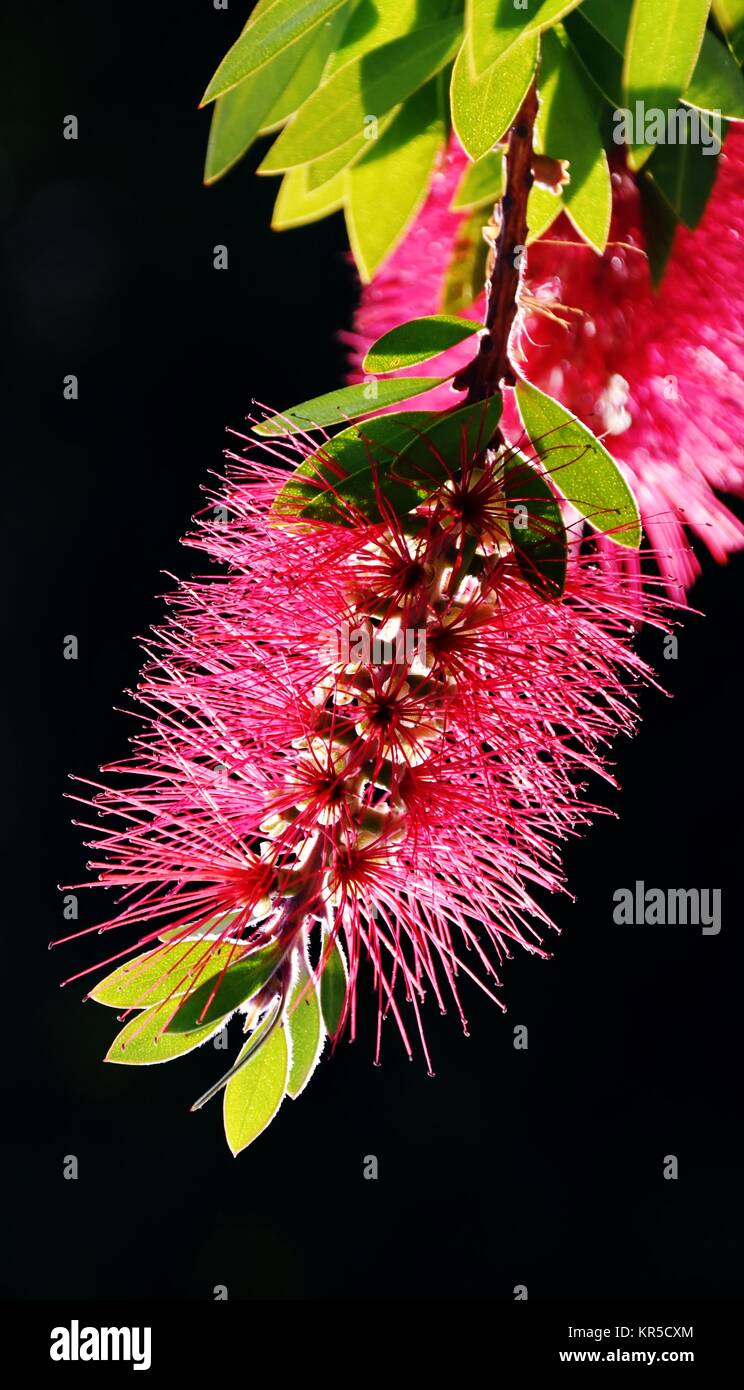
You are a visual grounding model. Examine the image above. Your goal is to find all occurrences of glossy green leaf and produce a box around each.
[346,79,446,281]
[205,42,311,183]
[301,111,399,191]
[105,1004,221,1066]
[392,396,503,487]
[259,3,352,129]
[684,29,744,117]
[272,166,345,229]
[271,412,442,525]
[260,17,461,170]
[526,185,563,243]
[637,170,679,287]
[327,0,455,74]
[90,935,243,1011]
[515,377,641,547]
[202,0,349,104]
[536,30,611,253]
[440,210,490,313]
[286,951,324,1098]
[166,945,282,1034]
[645,112,722,227]
[364,315,480,374]
[623,0,711,169]
[320,933,348,1037]
[568,2,744,119]
[505,453,567,598]
[254,378,447,437]
[467,0,583,74]
[563,7,624,108]
[713,0,744,64]
[451,31,539,161]
[223,1020,289,1155]
[451,150,504,210]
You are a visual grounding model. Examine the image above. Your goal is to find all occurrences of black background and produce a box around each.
[3,2,742,1301]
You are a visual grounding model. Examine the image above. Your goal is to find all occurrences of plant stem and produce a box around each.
[455,79,539,407]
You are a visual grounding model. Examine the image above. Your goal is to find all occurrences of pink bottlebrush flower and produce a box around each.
[65,425,670,1141]
[348,130,744,595]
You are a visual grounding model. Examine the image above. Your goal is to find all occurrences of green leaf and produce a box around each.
[392,396,503,487]
[645,112,723,228]
[526,185,563,243]
[440,210,490,313]
[254,378,447,437]
[637,170,679,287]
[713,0,744,64]
[515,377,641,547]
[259,17,462,170]
[201,0,349,104]
[364,315,480,374]
[451,31,539,161]
[505,453,567,598]
[536,30,611,253]
[286,950,324,1098]
[623,0,712,169]
[684,29,744,116]
[166,945,283,1034]
[467,0,584,74]
[320,933,348,1037]
[563,7,624,108]
[346,79,446,281]
[105,1004,221,1066]
[300,112,398,191]
[90,932,243,1011]
[271,411,439,524]
[223,1021,289,1155]
[567,2,744,118]
[259,3,352,130]
[205,45,311,183]
[272,166,345,229]
[451,150,504,210]
[326,0,456,75]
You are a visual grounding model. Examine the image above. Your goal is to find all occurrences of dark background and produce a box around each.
[2,2,742,1300]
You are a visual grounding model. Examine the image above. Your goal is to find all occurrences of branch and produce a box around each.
[455,79,539,406]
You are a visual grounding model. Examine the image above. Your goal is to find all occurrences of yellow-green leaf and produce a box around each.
[272,166,346,229]
[90,934,243,1011]
[254,378,447,437]
[623,0,712,169]
[287,950,324,1098]
[320,933,348,1037]
[451,149,504,211]
[346,79,446,281]
[536,30,611,253]
[166,945,282,1034]
[467,0,584,74]
[451,31,539,161]
[259,4,352,130]
[223,1023,289,1155]
[259,17,461,170]
[515,377,641,547]
[326,0,455,75]
[363,315,481,374]
[202,0,349,104]
[105,1004,221,1066]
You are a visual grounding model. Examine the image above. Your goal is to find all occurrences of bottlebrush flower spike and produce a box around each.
[62,418,670,1153]
[348,129,744,597]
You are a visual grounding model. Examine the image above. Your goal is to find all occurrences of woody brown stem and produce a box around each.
[454,79,539,407]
